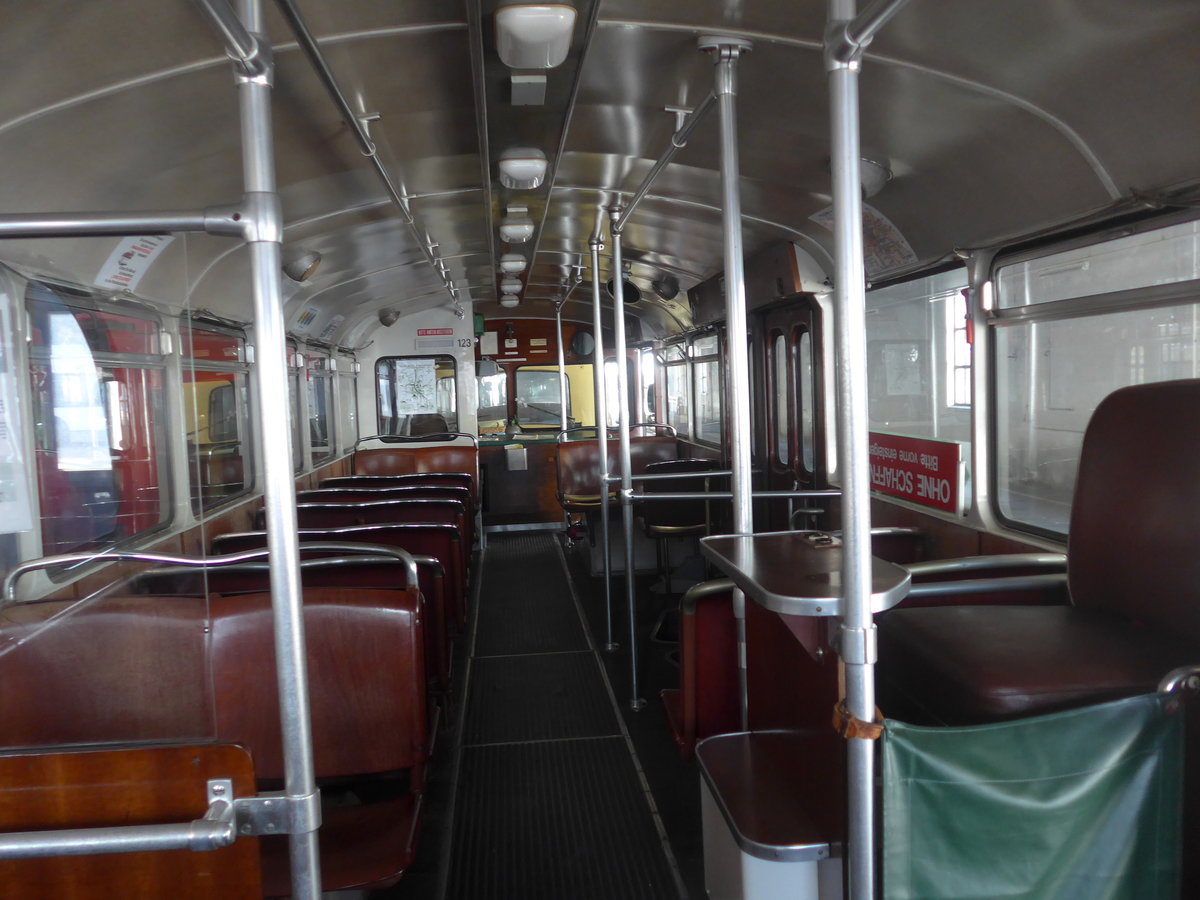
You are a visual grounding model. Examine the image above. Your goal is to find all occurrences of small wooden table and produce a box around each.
[700,530,911,617]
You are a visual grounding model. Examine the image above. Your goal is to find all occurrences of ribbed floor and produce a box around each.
[446,738,681,899]
[474,533,587,656]
[444,531,682,900]
[464,652,617,745]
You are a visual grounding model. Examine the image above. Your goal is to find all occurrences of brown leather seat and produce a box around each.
[879,379,1200,724]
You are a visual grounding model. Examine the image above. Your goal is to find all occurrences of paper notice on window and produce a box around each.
[393,358,438,414]
[95,235,175,292]
[0,288,33,533]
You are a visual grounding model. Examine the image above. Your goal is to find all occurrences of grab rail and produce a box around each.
[0,781,236,860]
[355,432,479,447]
[2,543,419,607]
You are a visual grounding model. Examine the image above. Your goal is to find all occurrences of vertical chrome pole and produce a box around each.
[235,1,321,895]
[555,300,569,433]
[826,0,908,896]
[590,237,617,650]
[609,210,643,710]
[703,35,754,729]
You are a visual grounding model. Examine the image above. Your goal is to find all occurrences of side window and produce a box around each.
[181,322,251,512]
[336,355,358,452]
[663,344,689,436]
[797,329,816,474]
[306,352,334,466]
[771,331,790,464]
[993,219,1200,536]
[376,355,458,436]
[28,284,170,555]
[691,334,722,446]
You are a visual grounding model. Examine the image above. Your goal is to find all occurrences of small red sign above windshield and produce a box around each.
[868,432,962,514]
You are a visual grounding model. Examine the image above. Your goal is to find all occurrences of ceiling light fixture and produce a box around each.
[498,146,549,189]
[282,250,322,282]
[499,206,535,243]
[500,277,523,294]
[499,294,520,308]
[495,5,577,70]
[860,157,893,198]
[499,253,527,274]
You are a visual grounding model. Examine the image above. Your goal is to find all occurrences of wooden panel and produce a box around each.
[745,599,839,732]
[481,442,561,525]
[0,744,261,898]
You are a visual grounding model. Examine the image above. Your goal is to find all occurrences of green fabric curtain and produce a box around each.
[882,693,1183,900]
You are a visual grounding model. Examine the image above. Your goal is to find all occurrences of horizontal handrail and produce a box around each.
[904,573,1068,599]
[680,578,736,615]
[614,469,732,483]
[355,432,479,447]
[632,489,842,502]
[904,553,1067,578]
[1159,664,1200,694]
[556,423,677,441]
[2,543,419,607]
[0,786,235,860]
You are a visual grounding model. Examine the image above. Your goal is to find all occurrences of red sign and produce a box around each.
[868,432,962,513]
[417,328,454,336]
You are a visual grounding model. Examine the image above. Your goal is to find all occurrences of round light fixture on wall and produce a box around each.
[499,294,520,308]
[499,277,523,294]
[282,250,322,282]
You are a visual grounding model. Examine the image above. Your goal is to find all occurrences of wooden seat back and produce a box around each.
[0,744,261,898]
[209,588,428,780]
[354,446,479,507]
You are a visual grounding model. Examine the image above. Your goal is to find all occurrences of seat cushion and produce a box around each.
[878,604,1196,724]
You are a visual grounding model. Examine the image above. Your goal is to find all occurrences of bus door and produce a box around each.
[757,294,826,531]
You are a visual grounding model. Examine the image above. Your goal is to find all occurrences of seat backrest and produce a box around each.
[0,744,262,898]
[641,458,719,530]
[354,446,480,505]
[408,413,448,435]
[0,595,212,749]
[209,588,428,779]
[556,436,680,504]
[1068,378,1200,643]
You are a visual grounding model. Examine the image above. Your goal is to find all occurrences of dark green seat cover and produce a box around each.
[882,693,1183,900]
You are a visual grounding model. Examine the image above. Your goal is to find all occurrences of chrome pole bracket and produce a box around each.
[232,790,322,837]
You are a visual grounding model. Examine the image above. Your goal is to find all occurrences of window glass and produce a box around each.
[664,345,689,436]
[182,323,251,512]
[994,226,1200,536]
[996,219,1200,309]
[27,285,169,554]
[772,332,789,463]
[797,330,816,473]
[640,348,657,423]
[604,359,621,428]
[692,334,722,445]
[307,354,334,466]
[375,355,458,436]
[477,368,508,435]
[866,269,971,441]
[336,361,358,452]
[515,368,568,427]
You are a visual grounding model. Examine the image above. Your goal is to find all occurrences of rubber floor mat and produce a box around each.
[446,737,681,899]
[474,532,588,656]
[463,652,618,745]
